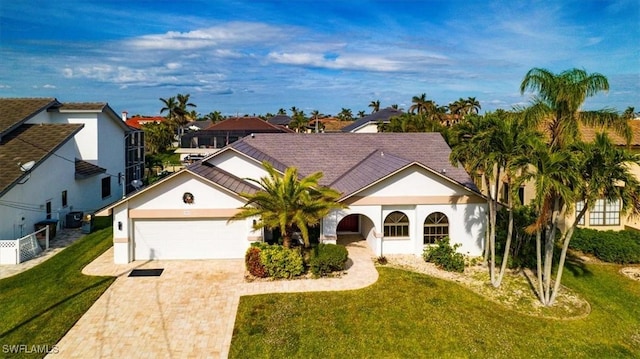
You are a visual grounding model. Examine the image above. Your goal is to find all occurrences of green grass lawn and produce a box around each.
[0,225,115,358]
[231,263,640,358]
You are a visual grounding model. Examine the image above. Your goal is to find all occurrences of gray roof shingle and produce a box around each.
[0,98,58,139]
[188,161,260,195]
[224,133,478,197]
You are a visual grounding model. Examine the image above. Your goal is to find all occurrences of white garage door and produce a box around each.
[133,219,248,260]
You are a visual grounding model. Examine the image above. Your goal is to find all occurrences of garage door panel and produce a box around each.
[134,219,248,260]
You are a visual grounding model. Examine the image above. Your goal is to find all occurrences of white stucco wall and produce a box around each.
[206,150,269,183]
[352,123,380,133]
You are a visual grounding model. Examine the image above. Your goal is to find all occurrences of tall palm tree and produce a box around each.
[519,67,634,306]
[277,108,287,115]
[390,104,399,109]
[204,111,224,123]
[337,108,353,121]
[289,112,308,133]
[465,97,481,115]
[520,67,630,149]
[229,162,346,248]
[159,96,179,120]
[357,110,366,118]
[547,133,640,304]
[369,100,381,113]
[409,93,431,114]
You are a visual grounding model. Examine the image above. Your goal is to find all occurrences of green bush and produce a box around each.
[260,245,305,279]
[570,228,640,264]
[423,237,465,273]
[245,247,268,278]
[309,243,348,276]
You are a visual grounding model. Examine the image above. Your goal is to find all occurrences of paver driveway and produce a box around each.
[51,240,377,358]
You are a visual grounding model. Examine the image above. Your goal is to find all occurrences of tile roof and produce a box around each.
[341,107,404,132]
[0,123,84,196]
[126,116,166,129]
[188,161,260,195]
[75,159,107,179]
[579,120,640,147]
[205,116,292,132]
[0,98,58,139]
[227,133,478,197]
[267,114,292,126]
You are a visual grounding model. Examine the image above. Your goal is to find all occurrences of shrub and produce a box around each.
[260,245,305,279]
[570,228,640,264]
[423,237,465,273]
[309,243,348,276]
[245,247,268,278]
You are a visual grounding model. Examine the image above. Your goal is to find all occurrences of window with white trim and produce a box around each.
[384,211,409,238]
[589,198,620,226]
[575,201,585,225]
[424,212,449,245]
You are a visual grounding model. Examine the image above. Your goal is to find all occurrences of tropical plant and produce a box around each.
[289,111,308,133]
[337,108,353,121]
[204,111,224,123]
[369,100,381,113]
[142,122,173,155]
[357,110,366,118]
[409,93,436,115]
[517,67,635,306]
[229,162,346,248]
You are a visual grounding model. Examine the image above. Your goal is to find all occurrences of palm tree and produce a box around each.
[547,133,640,304]
[204,111,224,123]
[277,108,287,115]
[289,106,299,117]
[390,104,399,109]
[369,100,381,113]
[289,112,308,133]
[465,97,481,115]
[142,122,173,155]
[622,106,638,120]
[337,108,353,121]
[409,93,433,114]
[357,110,366,118]
[229,162,346,248]
[520,67,630,149]
[159,96,179,120]
[519,67,634,305]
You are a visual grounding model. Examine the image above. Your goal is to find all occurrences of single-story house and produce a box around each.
[98,133,487,264]
[341,107,404,133]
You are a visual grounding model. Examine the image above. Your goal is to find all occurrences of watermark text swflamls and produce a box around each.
[2,344,59,354]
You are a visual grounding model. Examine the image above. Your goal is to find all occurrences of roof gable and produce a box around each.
[0,98,59,140]
[0,123,84,196]
[205,116,288,132]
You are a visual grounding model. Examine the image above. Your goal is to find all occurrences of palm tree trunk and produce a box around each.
[494,192,514,287]
[535,229,545,303]
[548,206,588,305]
[489,168,500,285]
[543,197,561,305]
[482,174,492,263]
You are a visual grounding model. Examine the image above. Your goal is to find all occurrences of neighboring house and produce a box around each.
[341,107,404,133]
[124,115,166,129]
[177,116,294,161]
[0,98,143,241]
[308,117,352,133]
[97,133,487,264]
[267,114,292,129]
[492,120,640,232]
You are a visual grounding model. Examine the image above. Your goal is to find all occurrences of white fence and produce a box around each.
[0,226,49,265]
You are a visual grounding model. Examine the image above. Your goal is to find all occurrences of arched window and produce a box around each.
[424,212,449,244]
[384,211,409,238]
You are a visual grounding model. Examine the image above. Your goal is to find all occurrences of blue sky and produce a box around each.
[1,0,638,117]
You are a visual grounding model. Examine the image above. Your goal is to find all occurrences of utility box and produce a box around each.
[66,211,83,228]
[81,213,94,234]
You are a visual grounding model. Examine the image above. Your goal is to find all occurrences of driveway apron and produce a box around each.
[50,241,377,358]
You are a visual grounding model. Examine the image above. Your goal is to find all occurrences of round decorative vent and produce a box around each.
[183,192,194,204]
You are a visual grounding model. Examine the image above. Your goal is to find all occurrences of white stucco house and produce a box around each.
[0,98,143,248]
[341,107,403,133]
[98,133,487,264]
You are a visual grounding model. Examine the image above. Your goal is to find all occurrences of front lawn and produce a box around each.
[231,264,640,358]
[0,226,115,358]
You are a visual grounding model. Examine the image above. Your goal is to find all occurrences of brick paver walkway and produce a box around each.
[50,240,378,358]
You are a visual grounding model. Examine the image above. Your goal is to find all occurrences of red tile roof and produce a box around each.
[126,116,166,129]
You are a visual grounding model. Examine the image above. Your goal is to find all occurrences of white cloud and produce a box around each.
[42,84,56,89]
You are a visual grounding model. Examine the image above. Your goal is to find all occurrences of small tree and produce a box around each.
[229,162,346,248]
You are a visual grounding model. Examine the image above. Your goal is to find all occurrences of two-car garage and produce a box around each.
[132,218,249,260]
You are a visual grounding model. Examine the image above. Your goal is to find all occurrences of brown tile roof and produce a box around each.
[228,133,478,197]
[205,117,294,132]
[188,161,259,195]
[0,98,58,139]
[579,120,640,147]
[0,123,84,196]
[75,159,106,179]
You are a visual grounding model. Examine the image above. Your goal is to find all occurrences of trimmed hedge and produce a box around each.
[309,243,349,276]
[423,237,465,273]
[259,245,305,279]
[570,228,640,264]
[245,247,268,278]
